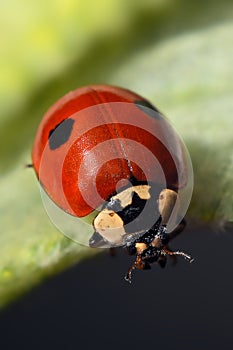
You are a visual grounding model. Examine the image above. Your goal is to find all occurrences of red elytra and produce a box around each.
[32,85,187,217]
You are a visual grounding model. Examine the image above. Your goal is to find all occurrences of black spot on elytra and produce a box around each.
[48,118,75,150]
[134,99,162,119]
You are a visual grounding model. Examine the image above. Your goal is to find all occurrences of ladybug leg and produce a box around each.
[161,245,177,265]
[162,219,186,265]
[161,246,194,263]
[125,243,160,283]
[124,255,150,284]
[162,219,193,263]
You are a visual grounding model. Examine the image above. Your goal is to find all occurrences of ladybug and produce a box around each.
[32,85,193,283]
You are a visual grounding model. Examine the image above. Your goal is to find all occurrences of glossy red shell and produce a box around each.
[32,85,187,217]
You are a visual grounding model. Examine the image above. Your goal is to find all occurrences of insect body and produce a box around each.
[32,85,193,282]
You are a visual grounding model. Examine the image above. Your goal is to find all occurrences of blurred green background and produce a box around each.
[0,0,232,308]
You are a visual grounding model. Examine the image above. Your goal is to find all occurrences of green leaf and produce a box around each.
[0,0,232,308]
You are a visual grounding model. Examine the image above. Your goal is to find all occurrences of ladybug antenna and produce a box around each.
[125,261,137,284]
[124,255,146,284]
[161,247,194,263]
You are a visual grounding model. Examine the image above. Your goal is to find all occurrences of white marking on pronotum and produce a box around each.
[112,185,151,209]
[93,209,125,245]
